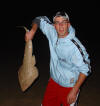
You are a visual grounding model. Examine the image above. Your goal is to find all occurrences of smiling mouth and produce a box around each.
[59,29,64,32]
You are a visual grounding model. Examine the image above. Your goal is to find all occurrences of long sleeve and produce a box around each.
[71,40,91,76]
[32,16,56,40]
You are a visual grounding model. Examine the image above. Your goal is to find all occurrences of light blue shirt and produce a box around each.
[33,16,91,87]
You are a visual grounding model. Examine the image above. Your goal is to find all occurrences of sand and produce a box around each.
[0,48,100,106]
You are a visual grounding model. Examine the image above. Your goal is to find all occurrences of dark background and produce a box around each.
[1,1,99,64]
[0,1,100,106]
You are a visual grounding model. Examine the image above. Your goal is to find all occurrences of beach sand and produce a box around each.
[0,45,100,106]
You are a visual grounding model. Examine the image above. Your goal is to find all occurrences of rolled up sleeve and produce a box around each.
[71,47,91,76]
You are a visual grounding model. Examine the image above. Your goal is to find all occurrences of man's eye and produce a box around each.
[54,22,59,24]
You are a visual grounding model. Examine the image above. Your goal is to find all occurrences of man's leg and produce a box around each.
[42,78,61,106]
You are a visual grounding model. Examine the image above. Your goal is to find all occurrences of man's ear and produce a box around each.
[53,24,56,28]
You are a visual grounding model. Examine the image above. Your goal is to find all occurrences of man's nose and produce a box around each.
[59,22,63,26]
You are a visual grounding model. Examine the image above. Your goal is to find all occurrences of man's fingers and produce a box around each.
[25,32,30,42]
[67,94,76,104]
[68,98,75,104]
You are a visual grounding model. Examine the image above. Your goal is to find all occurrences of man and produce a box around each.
[25,11,91,106]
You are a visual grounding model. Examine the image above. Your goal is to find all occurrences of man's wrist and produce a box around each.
[31,23,38,39]
[72,86,79,94]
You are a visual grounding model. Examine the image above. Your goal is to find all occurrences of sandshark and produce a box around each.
[18,27,39,92]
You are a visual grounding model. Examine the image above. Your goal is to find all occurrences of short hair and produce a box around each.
[53,11,69,22]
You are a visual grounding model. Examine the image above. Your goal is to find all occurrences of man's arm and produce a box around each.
[67,72,87,104]
[25,23,38,42]
[25,16,54,42]
[74,72,87,91]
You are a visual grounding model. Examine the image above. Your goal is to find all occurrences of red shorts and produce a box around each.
[42,78,73,106]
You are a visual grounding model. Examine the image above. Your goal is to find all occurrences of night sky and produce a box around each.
[14,2,99,64]
[1,1,99,72]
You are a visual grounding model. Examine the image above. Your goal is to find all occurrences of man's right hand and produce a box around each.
[25,30,34,42]
[25,23,38,42]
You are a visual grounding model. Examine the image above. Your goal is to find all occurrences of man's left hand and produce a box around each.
[67,87,78,104]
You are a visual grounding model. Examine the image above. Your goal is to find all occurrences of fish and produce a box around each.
[18,26,39,92]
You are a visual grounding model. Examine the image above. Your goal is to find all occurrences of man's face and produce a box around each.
[53,16,70,38]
